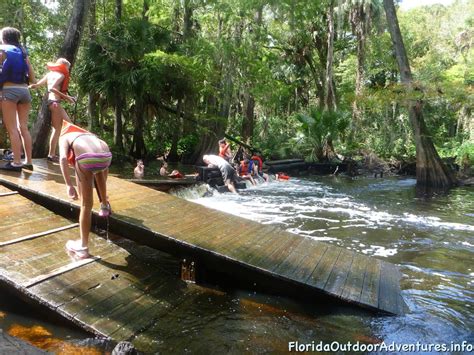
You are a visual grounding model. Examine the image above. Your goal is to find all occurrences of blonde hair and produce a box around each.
[56,58,71,68]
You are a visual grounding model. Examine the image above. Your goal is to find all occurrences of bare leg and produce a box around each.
[49,104,71,157]
[17,102,32,165]
[94,168,108,204]
[1,100,22,165]
[225,179,238,194]
[75,164,94,249]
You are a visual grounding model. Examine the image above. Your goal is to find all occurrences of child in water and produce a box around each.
[134,159,144,178]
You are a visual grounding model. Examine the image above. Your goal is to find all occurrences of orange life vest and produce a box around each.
[47,63,70,93]
[240,160,249,176]
[277,172,290,180]
[251,155,263,172]
[169,170,184,179]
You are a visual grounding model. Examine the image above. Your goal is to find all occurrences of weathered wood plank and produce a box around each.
[0,223,79,247]
[306,246,342,289]
[378,261,402,314]
[0,191,18,196]
[250,232,304,271]
[272,237,320,275]
[107,282,188,341]
[77,277,182,338]
[340,253,368,302]
[290,244,328,283]
[23,256,100,288]
[323,249,354,296]
[0,212,64,241]
[359,258,382,309]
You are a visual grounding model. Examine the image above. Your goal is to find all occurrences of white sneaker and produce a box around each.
[66,240,90,259]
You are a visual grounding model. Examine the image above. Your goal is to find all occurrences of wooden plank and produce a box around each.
[0,223,79,247]
[272,237,321,275]
[23,257,100,288]
[0,191,18,196]
[250,233,304,271]
[58,273,151,317]
[289,244,328,283]
[1,229,117,283]
[31,251,131,308]
[0,184,13,193]
[323,249,354,296]
[107,282,188,341]
[212,223,273,260]
[0,211,61,241]
[128,290,209,352]
[340,253,368,302]
[172,214,242,247]
[378,261,402,314]
[75,276,179,337]
[306,246,342,289]
[0,196,34,210]
[360,258,382,309]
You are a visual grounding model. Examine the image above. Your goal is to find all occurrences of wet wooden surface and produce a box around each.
[0,184,190,352]
[0,160,406,315]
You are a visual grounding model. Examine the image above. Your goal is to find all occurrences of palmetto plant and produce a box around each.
[296,107,350,161]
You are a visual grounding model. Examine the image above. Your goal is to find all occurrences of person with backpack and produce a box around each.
[0,27,35,171]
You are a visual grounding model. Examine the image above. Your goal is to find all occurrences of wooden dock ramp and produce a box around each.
[0,184,202,352]
[0,159,406,317]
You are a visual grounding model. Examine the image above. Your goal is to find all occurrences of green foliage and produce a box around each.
[141,50,200,100]
[296,108,350,161]
[7,0,471,170]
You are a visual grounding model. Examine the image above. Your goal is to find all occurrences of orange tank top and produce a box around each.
[61,121,90,165]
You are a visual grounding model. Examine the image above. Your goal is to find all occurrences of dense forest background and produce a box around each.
[0,0,472,173]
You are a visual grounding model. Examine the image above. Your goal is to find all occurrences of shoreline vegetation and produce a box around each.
[0,0,469,193]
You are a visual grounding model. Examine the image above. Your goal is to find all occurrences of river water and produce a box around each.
[1,175,472,353]
[185,176,474,351]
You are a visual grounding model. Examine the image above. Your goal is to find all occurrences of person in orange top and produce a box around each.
[29,58,76,162]
[218,138,233,162]
[239,158,256,186]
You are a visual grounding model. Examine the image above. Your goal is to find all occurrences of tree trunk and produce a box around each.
[241,92,255,143]
[350,4,368,139]
[142,0,149,21]
[114,98,124,150]
[129,101,146,158]
[112,0,124,151]
[383,0,455,190]
[31,0,90,157]
[168,99,182,162]
[87,0,99,132]
[115,0,122,20]
[324,2,337,112]
[183,0,193,39]
[313,27,327,110]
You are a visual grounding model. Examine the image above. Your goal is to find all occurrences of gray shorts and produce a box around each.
[1,86,32,104]
[221,164,236,182]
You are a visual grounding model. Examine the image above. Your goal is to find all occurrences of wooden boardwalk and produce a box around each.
[0,159,406,316]
[0,184,200,353]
